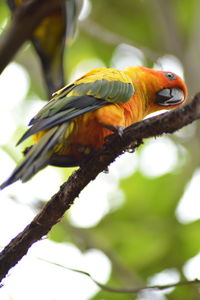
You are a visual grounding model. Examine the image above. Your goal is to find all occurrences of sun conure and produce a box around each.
[7,0,82,97]
[0,66,187,189]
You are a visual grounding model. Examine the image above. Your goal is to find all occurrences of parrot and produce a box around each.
[0,66,187,189]
[7,0,82,97]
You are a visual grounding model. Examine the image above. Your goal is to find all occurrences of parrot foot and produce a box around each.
[102,124,125,137]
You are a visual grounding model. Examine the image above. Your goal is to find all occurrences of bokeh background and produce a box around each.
[0,0,200,299]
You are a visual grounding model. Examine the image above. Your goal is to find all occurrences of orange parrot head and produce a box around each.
[125,66,188,116]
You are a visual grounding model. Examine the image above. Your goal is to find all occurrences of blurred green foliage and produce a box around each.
[1,0,200,299]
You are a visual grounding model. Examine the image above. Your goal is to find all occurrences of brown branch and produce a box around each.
[0,94,200,282]
[0,0,66,73]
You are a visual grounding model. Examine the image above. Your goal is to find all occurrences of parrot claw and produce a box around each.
[103,124,125,137]
[116,126,125,137]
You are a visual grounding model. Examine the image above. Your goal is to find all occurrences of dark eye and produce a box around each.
[164,72,176,80]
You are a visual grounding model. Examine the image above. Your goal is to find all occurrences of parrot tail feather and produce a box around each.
[0,124,68,189]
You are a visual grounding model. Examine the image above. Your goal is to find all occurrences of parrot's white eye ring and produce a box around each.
[164,72,176,81]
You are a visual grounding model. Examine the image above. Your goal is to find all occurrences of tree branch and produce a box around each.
[0,0,66,73]
[0,93,200,282]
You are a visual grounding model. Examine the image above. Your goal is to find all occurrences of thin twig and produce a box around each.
[0,93,200,282]
[64,221,144,286]
[39,257,200,294]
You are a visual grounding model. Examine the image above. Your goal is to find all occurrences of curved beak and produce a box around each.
[156,88,185,106]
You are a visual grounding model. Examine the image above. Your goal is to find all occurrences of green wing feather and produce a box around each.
[17,95,108,145]
[69,80,134,102]
[0,68,135,188]
[18,69,135,144]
